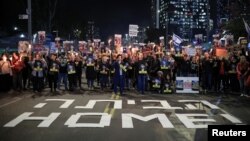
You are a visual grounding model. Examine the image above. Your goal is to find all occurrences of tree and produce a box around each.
[32,0,58,33]
[223,18,248,41]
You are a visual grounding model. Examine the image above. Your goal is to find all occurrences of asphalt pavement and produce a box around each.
[0,88,250,141]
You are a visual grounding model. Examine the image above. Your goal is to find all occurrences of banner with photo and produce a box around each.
[93,39,101,48]
[176,77,199,94]
[18,41,30,53]
[33,44,45,53]
[79,41,87,52]
[38,31,46,44]
[159,36,165,47]
[114,34,122,53]
[63,41,74,52]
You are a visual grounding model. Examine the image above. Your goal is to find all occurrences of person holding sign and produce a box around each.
[11,52,25,92]
[0,54,12,92]
[75,55,83,90]
[136,53,148,94]
[85,57,96,90]
[99,58,109,90]
[237,56,249,96]
[67,55,76,91]
[31,54,46,93]
[113,54,126,95]
[47,54,60,93]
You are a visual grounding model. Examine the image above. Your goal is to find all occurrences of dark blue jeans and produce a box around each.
[87,79,94,88]
[100,75,108,89]
[203,72,212,90]
[58,73,68,90]
[137,75,147,94]
[33,77,43,92]
[113,75,125,95]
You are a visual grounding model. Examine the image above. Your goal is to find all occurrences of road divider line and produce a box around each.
[103,93,116,113]
[104,104,110,113]
[109,94,121,118]
[110,108,116,118]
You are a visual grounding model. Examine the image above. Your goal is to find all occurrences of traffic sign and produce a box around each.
[19,14,28,20]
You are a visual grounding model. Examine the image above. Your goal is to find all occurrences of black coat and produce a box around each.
[85,62,96,80]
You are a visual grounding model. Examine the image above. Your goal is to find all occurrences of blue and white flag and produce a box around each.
[173,33,183,46]
[243,18,250,35]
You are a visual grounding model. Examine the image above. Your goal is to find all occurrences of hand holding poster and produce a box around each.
[114,34,122,53]
[216,48,228,57]
[38,31,46,44]
[18,41,29,53]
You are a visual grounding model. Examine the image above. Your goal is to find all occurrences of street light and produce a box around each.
[20,34,25,38]
[14,27,18,31]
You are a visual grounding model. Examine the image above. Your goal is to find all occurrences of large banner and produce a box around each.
[176,77,199,94]
[216,48,228,57]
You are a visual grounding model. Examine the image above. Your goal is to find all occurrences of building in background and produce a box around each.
[151,0,160,29]
[151,0,210,41]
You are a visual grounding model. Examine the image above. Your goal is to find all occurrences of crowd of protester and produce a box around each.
[0,44,250,97]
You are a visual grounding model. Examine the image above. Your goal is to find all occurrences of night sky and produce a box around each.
[0,0,152,40]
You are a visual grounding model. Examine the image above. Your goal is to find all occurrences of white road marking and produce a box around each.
[127,100,135,105]
[34,103,47,108]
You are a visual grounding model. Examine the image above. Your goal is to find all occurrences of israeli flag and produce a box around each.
[173,33,183,46]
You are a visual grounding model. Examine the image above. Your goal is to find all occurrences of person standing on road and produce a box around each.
[237,56,249,96]
[243,64,250,97]
[58,55,68,91]
[11,52,25,92]
[75,55,83,90]
[201,52,213,93]
[22,55,32,91]
[113,54,126,95]
[135,53,148,94]
[0,54,12,92]
[85,57,96,90]
[47,54,60,93]
[32,54,46,93]
[67,55,76,92]
[99,57,109,90]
